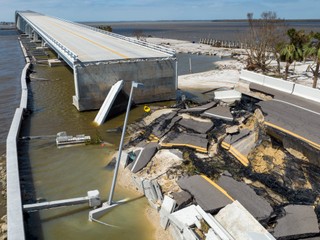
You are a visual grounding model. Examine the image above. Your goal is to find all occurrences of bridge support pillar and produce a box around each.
[72,59,177,111]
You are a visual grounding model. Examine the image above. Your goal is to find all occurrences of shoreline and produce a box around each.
[2,34,319,240]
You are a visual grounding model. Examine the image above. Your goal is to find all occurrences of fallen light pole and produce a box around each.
[23,190,101,212]
[89,81,144,221]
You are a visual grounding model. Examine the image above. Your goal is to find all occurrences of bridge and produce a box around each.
[15,11,177,111]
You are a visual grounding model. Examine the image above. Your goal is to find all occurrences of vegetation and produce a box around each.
[245,11,287,74]
[303,32,320,88]
[245,12,320,88]
[97,25,112,32]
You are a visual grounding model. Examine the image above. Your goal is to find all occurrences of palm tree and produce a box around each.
[280,43,302,80]
[304,32,320,88]
[280,29,307,80]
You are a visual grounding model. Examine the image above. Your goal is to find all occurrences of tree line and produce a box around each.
[245,11,320,88]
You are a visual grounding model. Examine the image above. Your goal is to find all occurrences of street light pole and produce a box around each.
[108,81,143,205]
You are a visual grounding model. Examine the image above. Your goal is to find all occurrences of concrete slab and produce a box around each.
[169,205,202,230]
[180,102,218,114]
[178,118,214,134]
[216,175,273,221]
[215,201,276,240]
[202,106,233,121]
[195,205,234,240]
[171,190,193,210]
[214,90,242,102]
[177,175,233,213]
[160,196,176,230]
[205,229,221,240]
[161,131,208,153]
[94,80,124,125]
[274,205,319,238]
[131,142,158,173]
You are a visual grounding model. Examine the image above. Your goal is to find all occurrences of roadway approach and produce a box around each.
[15,11,177,111]
[250,83,320,163]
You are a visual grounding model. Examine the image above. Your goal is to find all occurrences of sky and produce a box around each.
[1,0,320,22]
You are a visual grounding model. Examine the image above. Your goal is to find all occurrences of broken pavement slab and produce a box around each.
[151,112,182,139]
[177,175,233,213]
[178,117,214,134]
[179,101,217,114]
[274,205,319,239]
[161,131,208,153]
[171,190,193,210]
[221,128,256,166]
[201,105,234,121]
[130,142,158,173]
[216,175,273,221]
[215,201,276,240]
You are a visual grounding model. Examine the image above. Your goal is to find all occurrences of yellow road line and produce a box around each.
[160,143,208,153]
[220,141,249,166]
[48,20,129,59]
[200,175,235,202]
[265,121,320,151]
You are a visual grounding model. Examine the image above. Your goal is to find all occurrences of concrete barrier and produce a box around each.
[292,83,320,102]
[20,63,29,90]
[264,76,295,94]
[6,108,26,240]
[6,39,30,240]
[240,70,265,85]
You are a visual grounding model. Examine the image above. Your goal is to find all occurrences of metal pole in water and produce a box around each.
[189,57,192,73]
[108,81,143,205]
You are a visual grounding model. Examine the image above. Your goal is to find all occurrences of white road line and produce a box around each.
[272,99,320,116]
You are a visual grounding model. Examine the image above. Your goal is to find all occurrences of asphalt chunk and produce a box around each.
[274,205,319,239]
[178,118,214,134]
[177,175,233,213]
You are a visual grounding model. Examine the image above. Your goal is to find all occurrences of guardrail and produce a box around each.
[240,70,320,103]
[17,12,78,66]
[53,16,176,56]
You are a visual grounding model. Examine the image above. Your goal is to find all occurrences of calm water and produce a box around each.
[0,30,25,154]
[87,20,320,42]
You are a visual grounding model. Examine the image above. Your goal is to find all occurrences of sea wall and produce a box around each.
[6,38,31,240]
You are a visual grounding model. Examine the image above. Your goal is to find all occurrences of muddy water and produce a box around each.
[0,30,25,154]
[19,61,157,239]
[17,36,223,239]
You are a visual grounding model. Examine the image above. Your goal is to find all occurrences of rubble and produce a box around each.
[273,205,320,239]
[120,94,320,240]
[177,175,233,213]
[201,105,233,121]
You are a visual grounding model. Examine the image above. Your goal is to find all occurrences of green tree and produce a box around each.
[303,32,320,88]
[280,43,302,80]
[280,28,309,80]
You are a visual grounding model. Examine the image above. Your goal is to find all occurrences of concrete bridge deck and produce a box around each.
[17,12,171,62]
[15,11,177,111]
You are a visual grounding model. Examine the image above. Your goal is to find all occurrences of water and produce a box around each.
[87,20,320,42]
[1,19,320,239]
[0,30,25,154]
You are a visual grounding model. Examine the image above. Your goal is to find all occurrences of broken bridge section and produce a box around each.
[15,11,177,111]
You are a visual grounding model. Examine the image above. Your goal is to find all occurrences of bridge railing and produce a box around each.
[18,13,78,65]
[53,16,176,56]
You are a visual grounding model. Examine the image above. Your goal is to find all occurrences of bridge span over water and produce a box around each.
[15,11,177,111]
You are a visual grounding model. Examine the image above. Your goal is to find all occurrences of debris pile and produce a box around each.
[117,92,320,239]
